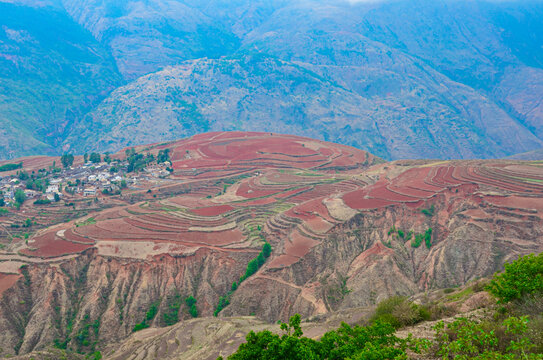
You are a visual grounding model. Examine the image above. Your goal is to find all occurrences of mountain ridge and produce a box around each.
[1,0,543,160]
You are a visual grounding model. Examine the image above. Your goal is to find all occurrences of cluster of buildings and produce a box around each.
[0,158,174,207]
[0,162,128,206]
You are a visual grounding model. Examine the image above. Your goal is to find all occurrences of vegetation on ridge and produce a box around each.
[225,252,543,359]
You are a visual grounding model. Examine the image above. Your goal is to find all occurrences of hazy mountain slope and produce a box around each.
[2,0,543,159]
[65,0,543,160]
[60,0,242,79]
[0,1,122,159]
[357,0,543,136]
[68,52,543,160]
[64,54,391,157]
[506,148,543,161]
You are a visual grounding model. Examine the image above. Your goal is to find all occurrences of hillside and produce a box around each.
[0,132,542,356]
[0,1,122,159]
[1,0,543,159]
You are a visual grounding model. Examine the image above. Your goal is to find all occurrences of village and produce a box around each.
[0,152,172,208]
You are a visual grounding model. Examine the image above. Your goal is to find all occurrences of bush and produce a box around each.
[433,316,543,359]
[421,205,435,217]
[0,162,22,172]
[370,296,430,329]
[225,313,428,360]
[34,198,51,205]
[487,253,543,303]
[133,300,160,332]
[163,293,182,326]
[185,296,198,318]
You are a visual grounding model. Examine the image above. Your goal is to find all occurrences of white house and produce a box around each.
[46,185,59,194]
[83,187,97,197]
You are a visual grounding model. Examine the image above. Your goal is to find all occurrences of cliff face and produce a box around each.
[223,187,543,321]
[0,249,255,355]
[1,185,541,356]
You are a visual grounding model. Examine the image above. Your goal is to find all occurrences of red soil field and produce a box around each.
[267,254,300,268]
[274,186,312,199]
[178,228,244,246]
[22,231,92,258]
[485,195,543,211]
[284,231,320,258]
[169,132,372,174]
[0,274,21,296]
[63,229,95,244]
[236,178,281,199]
[234,197,277,206]
[342,189,396,209]
[191,205,234,216]
[368,184,421,202]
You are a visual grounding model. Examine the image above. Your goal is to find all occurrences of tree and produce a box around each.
[104,152,111,164]
[84,153,88,163]
[89,153,101,164]
[157,148,170,163]
[15,189,25,207]
[225,314,416,360]
[185,296,198,318]
[54,193,60,202]
[488,253,543,303]
[61,153,74,168]
[262,242,272,258]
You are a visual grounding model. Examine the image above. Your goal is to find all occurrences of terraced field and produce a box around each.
[1,132,543,356]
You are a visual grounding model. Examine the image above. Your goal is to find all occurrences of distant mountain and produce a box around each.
[66,53,541,160]
[1,0,543,159]
[0,1,122,159]
[507,148,543,160]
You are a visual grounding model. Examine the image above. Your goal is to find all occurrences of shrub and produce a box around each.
[421,205,435,217]
[225,313,428,360]
[0,162,22,172]
[424,228,433,248]
[214,242,272,317]
[185,296,198,318]
[370,296,430,329]
[34,198,51,205]
[163,293,182,326]
[487,253,543,303]
[133,300,161,332]
[433,316,543,359]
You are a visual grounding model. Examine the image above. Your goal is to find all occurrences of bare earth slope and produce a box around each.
[0,132,542,357]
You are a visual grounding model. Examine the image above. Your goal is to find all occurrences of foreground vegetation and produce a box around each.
[223,252,543,359]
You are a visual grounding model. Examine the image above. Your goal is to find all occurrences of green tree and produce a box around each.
[488,253,543,303]
[157,148,170,163]
[225,314,420,360]
[15,189,25,207]
[54,192,61,202]
[185,296,198,318]
[434,316,542,359]
[89,153,101,164]
[84,153,88,163]
[104,152,112,164]
[60,153,74,168]
[262,242,272,258]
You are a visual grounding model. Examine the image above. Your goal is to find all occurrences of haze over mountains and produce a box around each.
[2,0,543,160]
